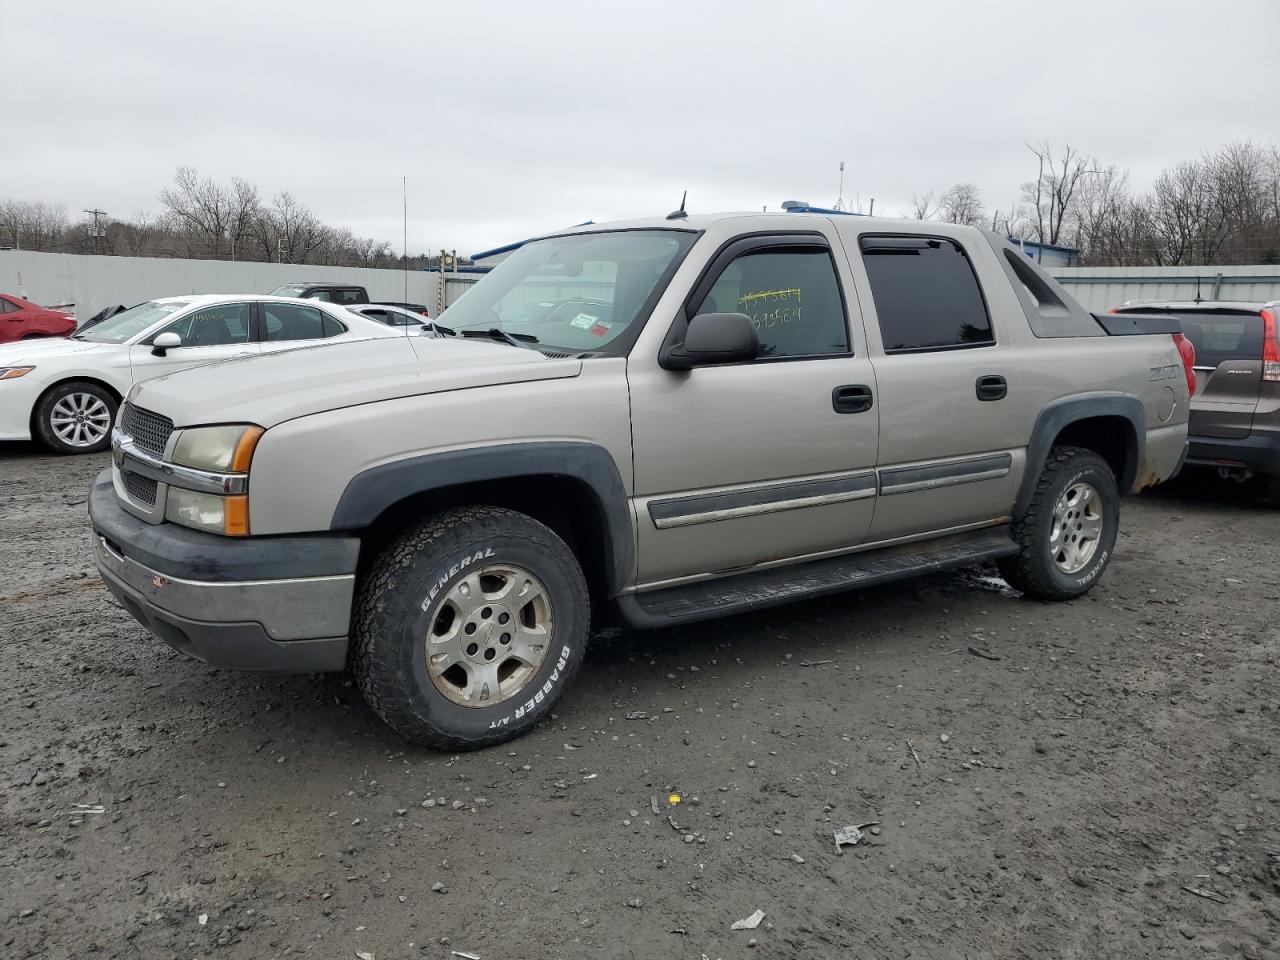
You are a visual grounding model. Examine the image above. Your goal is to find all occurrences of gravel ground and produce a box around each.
[2,444,1278,960]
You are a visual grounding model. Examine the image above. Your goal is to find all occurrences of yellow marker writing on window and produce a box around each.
[738,287,801,304]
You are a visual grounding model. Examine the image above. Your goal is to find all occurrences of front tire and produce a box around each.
[352,506,590,750]
[34,381,117,455]
[998,446,1119,601]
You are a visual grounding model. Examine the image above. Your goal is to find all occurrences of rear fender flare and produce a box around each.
[1014,393,1144,518]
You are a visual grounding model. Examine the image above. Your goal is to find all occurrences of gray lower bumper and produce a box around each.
[97,549,349,671]
[89,469,356,672]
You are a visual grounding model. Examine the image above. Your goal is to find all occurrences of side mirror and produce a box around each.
[151,332,182,356]
[660,312,759,370]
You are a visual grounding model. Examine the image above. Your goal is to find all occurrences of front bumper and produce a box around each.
[1186,433,1280,476]
[0,376,40,441]
[89,470,359,672]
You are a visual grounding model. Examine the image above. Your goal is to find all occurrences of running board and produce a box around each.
[616,527,1018,628]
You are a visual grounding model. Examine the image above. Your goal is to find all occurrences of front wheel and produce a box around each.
[352,506,590,750]
[34,381,118,455]
[998,446,1120,601]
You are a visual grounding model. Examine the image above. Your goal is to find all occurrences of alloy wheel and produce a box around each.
[424,564,553,707]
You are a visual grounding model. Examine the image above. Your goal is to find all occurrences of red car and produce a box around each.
[0,293,76,344]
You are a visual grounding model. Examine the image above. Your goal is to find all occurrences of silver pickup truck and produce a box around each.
[89,212,1191,749]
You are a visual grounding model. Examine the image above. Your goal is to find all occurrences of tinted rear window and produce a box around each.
[860,236,994,352]
[1170,312,1263,368]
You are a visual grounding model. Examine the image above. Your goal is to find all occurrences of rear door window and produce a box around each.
[263,303,331,342]
[860,236,994,352]
[334,288,365,304]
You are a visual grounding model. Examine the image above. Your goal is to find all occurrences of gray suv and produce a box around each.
[90,213,1191,749]
[1113,300,1280,502]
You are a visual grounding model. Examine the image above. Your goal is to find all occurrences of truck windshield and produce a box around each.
[74,301,191,343]
[270,285,308,297]
[439,230,697,354]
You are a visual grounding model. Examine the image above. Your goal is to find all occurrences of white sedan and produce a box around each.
[346,303,433,333]
[0,294,399,454]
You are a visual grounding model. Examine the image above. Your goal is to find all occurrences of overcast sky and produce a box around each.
[9,0,1280,256]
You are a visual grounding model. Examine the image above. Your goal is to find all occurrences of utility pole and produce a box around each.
[83,208,107,254]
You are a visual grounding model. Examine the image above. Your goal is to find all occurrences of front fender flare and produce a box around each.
[330,441,634,596]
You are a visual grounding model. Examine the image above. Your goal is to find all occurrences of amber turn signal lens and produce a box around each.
[230,427,265,473]
[224,496,250,537]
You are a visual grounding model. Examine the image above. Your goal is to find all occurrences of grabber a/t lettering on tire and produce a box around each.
[997,445,1120,601]
[352,506,590,750]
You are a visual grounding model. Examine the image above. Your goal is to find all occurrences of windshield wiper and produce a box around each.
[460,328,540,349]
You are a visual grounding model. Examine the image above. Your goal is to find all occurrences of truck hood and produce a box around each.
[128,335,582,428]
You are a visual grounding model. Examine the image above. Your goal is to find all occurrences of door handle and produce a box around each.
[975,375,1007,401]
[832,384,874,414]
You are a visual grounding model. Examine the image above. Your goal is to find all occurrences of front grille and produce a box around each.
[122,471,158,506]
[120,403,174,456]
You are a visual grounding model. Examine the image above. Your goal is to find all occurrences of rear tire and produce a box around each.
[34,381,117,455]
[352,506,590,750]
[998,446,1119,601]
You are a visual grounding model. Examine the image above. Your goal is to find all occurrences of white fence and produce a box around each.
[0,250,456,319]
[9,248,1278,325]
[1050,264,1280,312]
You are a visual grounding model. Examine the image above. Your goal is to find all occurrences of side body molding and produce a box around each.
[1015,392,1145,519]
[330,442,635,595]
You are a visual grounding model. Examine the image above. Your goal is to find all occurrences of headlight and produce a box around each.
[0,366,35,380]
[172,425,264,472]
[165,424,262,536]
[165,488,250,536]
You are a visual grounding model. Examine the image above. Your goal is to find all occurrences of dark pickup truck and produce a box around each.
[268,282,370,305]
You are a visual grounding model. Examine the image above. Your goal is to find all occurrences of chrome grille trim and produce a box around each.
[112,433,248,496]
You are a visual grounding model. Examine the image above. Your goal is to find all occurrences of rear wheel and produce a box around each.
[998,446,1120,601]
[34,381,117,455]
[352,506,590,750]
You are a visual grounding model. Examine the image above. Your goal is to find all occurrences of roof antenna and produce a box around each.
[666,190,688,220]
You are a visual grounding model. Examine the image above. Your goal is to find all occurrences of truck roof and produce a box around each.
[546,210,980,237]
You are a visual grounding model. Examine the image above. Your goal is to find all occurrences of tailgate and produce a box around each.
[1182,312,1263,439]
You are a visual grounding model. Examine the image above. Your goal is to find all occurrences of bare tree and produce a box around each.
[937,182,986,226]
[1022,142,1095,246]
[0,200,67,251]
[115,211,155,257]
[908,191,937,221]
[227,177,260,261]
[1147,159,1233,265]
[158,166,236,258]
[1210,141,1275,263]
